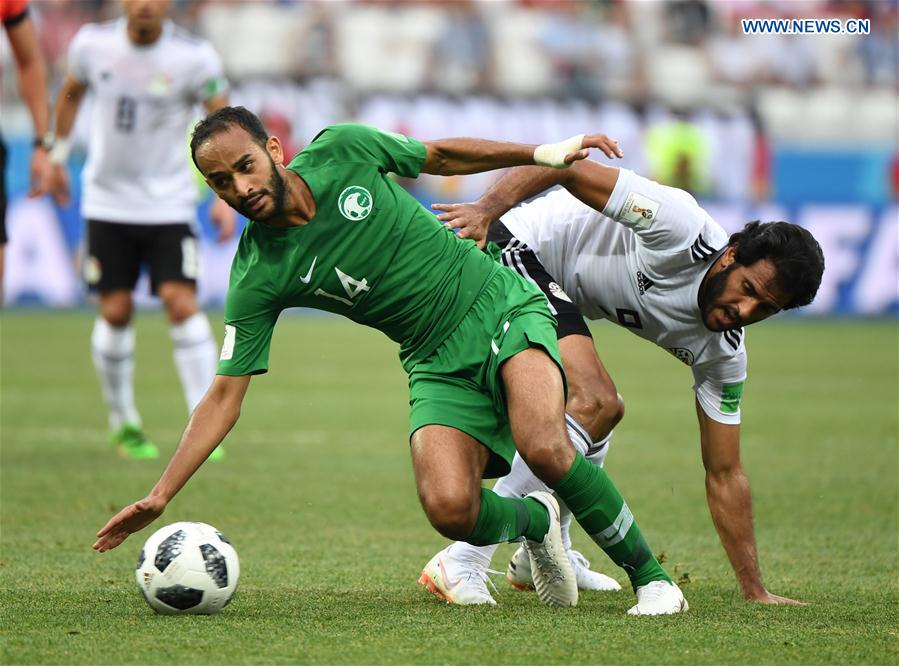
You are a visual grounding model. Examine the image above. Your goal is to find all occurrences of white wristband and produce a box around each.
[533,134,585,169]
[49,137,71,165]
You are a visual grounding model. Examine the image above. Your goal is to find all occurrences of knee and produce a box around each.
[517,436,574,485]
[418,488,479,541]
[567,385,625,437]
[160,287,198,324]
[593,389,624,429]
[99,299,132,328]
[611,392,625,425]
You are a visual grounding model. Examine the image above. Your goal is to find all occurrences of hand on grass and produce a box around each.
[746,590,805,605]
[93,496,166,552]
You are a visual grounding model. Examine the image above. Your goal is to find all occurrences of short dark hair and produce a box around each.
[728,221,824,310]
[190,106,269,169]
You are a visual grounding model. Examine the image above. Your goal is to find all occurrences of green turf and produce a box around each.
[1,311,896,665]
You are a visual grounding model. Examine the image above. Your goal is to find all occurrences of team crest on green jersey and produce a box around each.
[338,186,373,221]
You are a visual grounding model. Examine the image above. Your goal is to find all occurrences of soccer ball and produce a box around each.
[135,521,239,615]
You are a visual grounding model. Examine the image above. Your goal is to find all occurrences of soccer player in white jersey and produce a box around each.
[424,142,824,608]
[40,0,234,459]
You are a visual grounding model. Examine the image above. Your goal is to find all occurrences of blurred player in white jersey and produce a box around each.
[425,147,824,606]
[40,0,234,459]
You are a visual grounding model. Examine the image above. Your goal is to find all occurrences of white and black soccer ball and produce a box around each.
[135,521,239,615]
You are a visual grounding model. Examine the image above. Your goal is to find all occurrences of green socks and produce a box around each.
[553,452,672,590]
[464,452,673,591]
[466,488,550,545]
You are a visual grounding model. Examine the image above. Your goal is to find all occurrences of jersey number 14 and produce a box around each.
[314,267,369,306]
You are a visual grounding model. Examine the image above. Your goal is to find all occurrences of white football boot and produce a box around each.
[522,491,578,607]
[418,544,498,606]
[505,545,533,590]
[627,580,689,616]
[507,545,622,592]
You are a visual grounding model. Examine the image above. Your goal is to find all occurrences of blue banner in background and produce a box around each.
[774,147,895,206]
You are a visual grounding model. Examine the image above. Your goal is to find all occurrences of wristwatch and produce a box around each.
[34,132,55,151]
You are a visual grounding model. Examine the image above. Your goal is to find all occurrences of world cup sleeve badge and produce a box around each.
[621,192,660,228]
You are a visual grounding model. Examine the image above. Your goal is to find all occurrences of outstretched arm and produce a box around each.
[421,135,579,176]
[432,137,622,247]
[696,400,802,604]
[420,133,622,176]
[94,374,251,552]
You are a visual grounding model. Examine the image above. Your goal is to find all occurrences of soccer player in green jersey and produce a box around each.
[94,106,686,614]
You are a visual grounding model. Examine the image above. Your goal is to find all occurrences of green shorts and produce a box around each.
[407,267,566,478]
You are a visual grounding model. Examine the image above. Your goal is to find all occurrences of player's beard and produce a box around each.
[699,264,740,331]
[244,156,288,222]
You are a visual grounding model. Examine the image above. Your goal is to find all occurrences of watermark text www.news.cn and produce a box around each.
[742,18,870,35]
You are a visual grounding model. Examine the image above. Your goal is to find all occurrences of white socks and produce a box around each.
[169,312,217,412]
[91,318,140,431]
[92,313,216,433]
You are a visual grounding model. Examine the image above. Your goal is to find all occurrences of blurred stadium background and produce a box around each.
[1,0,896,313]
[1,4,897,662]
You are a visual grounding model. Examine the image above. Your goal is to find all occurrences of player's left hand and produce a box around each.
[535,133,624,168]
[210,196,237,242]
[432,201,493,248]
[93,495,167,552]
[746,590,806,605]
[580,133,625,160]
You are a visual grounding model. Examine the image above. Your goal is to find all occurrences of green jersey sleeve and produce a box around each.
[306,123,426,178]
[217,285,281,377]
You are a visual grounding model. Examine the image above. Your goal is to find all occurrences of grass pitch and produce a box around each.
[1,311,896,665]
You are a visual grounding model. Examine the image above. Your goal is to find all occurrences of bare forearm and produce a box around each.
[478,159,620,219]
[476,166,569,219]
[561,160,620,213]
[421,138,539,176]
[705,468,767,598]
[150,392,241,503]
[8,18,48,136]
[53,80,86,139]
[54,97,81,140]
[18,60,49,137]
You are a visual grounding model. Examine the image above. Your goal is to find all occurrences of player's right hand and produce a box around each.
[93,495,167,552]
[432,201,493,249]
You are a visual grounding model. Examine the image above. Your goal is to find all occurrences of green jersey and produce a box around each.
[218,123,499,376]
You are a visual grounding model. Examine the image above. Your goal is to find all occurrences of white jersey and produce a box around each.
[500,168,747,425]
[68,19,227,224]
